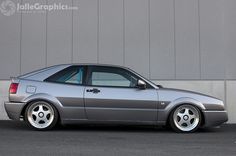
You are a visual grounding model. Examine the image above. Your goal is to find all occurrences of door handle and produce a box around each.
[86,88,100,93]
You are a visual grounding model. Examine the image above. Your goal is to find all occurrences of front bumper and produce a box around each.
[203,110,228,127]
[4,102,26,120]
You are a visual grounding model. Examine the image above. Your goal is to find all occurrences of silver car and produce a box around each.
[4,64,228,132]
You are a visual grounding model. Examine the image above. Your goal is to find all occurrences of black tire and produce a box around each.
[169,104,202,133]
[24,101,59,131]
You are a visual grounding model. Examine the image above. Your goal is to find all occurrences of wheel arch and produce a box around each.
[20,93,62,121]
[165,97,206,126]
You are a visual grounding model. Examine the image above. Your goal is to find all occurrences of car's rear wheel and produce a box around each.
[25,101,58,130]
[169,104,201,133]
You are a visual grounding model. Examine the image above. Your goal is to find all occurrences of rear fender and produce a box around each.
[22,93,63,115]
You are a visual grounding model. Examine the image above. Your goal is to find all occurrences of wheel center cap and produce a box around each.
[183,115,189,121]
[38,112,44,118]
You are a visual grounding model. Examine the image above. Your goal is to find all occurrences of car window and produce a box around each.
[45,66,84,85]
[88,67,138,87]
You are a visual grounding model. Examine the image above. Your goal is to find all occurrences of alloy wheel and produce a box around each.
[173,105,200,132]
[27,101,55,129]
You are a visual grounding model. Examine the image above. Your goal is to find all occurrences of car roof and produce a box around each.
[18,63,131,81]
[60,63,130,69]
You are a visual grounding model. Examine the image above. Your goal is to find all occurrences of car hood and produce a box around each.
[159,88,220,100]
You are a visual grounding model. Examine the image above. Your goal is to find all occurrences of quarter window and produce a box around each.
[45,66,84,85]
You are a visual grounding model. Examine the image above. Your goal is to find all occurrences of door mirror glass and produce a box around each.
[137,79,146,89]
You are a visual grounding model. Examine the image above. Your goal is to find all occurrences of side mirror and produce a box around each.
[137,79,146,89]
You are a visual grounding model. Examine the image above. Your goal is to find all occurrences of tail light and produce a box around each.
[9,83,19,94]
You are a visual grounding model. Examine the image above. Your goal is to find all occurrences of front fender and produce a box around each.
[157,97,205,123]
[166,97,205,112]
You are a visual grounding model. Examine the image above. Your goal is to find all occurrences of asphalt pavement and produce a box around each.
[0,121,235,156]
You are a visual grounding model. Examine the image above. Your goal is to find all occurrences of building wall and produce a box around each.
[0,0,236,122]
[0,81,10,120]
[1,0,236,80]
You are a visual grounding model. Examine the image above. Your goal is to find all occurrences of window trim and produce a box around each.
[86,66,154,89]
[43,65,155,89]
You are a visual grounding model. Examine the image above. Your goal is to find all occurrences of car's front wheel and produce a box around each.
[169,104,201,133]
[25,101,58,130]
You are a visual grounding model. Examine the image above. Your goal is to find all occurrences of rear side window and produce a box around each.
[45,66,84,85]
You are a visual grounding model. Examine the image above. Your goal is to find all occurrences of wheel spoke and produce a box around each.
[42,116,49,123]
[178,118,185,125]
[189,114,196,120]
[38,105,44,112]
[44,110,51,117]
[32,110,38,116]
[34,116,40,124]
[177,112,184,118]
[185,120,192,127]
[184,108,189,115]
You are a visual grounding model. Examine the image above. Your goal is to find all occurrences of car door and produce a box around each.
[84,66,158,122]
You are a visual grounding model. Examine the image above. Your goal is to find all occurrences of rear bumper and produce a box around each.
[203,110,228,127]
[4,102,26,120]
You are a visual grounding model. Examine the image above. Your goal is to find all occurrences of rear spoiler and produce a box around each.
[10,77,20,83]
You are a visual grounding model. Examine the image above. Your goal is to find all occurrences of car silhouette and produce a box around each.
[4,64,228,132]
